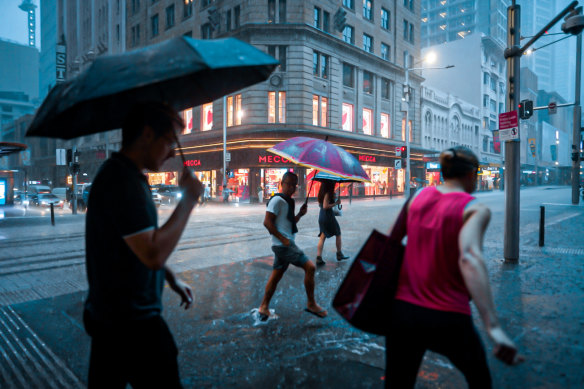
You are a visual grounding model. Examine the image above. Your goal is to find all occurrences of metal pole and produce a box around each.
[223,96,227,188]
[572,30,582,204]
[50,203,55,226]
[538,205,545,247]
[405,63,411,198]
[72,146,78,215]
[504,3,521,262]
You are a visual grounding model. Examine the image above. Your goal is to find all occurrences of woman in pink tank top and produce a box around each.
[384,147,523,389]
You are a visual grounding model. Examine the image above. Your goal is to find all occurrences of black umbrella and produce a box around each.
[26,37,278,141]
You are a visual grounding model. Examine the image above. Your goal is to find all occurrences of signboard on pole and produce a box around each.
[498,110,519,141]
[56,148,67,165]
[225,152,231,162]
[394,160,402,169]
[56,45,67,83]
[528,138,536,157]
[548,101,557,114]
[396,146,402,157]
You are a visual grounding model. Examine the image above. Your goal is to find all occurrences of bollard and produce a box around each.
[50,203,55,226]
[538,205,545,247]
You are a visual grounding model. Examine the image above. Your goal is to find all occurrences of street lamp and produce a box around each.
[403,55,454,197]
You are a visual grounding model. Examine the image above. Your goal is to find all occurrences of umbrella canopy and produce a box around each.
[0,142,27,157]
[307,170,362,183]
[267,137,370,183]
[26,37,278,139]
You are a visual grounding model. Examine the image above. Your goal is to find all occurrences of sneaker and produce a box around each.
[336,251,349,261]
[316,256,326,266]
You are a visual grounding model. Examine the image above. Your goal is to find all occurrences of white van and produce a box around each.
[29,185,51,195]
[52,187,68,201]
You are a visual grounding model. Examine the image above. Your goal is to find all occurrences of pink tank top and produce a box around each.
[395,186,475,315]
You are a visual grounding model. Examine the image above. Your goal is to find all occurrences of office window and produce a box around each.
[490,77,496,91]
[363,71,373,94]
[381,78,391,99]
[166,5,175,29]
[363,34,373,53]
[409,23,414,43]
[343,0,354,10]
[363,108,373,135]
[380,113,390,138]
[182,108,193,134]
[381,43,390,61]
[268,92,286,123]
[151,14,159,37]
[343,25,354,44]
[490,99,496,112]
[342,103,354,131]
[201,0,212,6]
[343,63,355,87]
[227,94,243,126]
[313,51,329,78]
[483,72,489,85]
[381,8,390,30]
[483,94,489,107]
[279,0,287,23]
[403,20,408,40]
[226,10,231,31]
[268,0,276,23]
[312,95,328,127]
[323,11,330,32]
[267,45,287,71]
[363,0,373,21]
[234,6,240,28]
[499,102,504,114]
[403,50,409,67]
[132,0,140,15]
[183,0,193,18]
[314,7,321,29]
[201,23,212,39]
[201,103,213,131]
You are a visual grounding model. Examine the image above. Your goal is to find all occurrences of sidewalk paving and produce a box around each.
[2,188,583,388]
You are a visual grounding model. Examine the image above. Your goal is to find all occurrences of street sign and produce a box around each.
[394,160,402,169]
[396,146,402,157]
[56,149,66,165]
[548,101,557,114]
[225,152,231,162]
[528,138,536,157]
[499,110,519,141]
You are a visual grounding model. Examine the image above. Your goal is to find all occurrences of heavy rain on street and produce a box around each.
[0,187,583,388]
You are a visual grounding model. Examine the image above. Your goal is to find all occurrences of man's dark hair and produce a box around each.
[439,146,479,179]
[122,102,184,148]
[282,172,298,183]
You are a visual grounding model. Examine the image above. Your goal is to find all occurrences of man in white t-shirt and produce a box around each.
[258,172,327,321]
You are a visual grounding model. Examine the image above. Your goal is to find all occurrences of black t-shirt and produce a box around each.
[85,152,164,325]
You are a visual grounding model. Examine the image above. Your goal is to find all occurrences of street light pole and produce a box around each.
[223,95,227,189]
[504,2,521,262]
[571,29,582,205]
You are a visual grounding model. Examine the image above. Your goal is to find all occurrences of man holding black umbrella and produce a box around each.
[84,102,203,388]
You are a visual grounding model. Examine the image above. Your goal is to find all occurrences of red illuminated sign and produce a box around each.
[183,159,201,167]
[358,155,376,162]
[258,155,291,163]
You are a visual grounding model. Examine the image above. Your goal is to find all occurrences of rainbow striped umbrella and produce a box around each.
[267,137,370,183]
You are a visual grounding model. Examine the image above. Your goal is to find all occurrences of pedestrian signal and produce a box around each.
[519,99,533,119]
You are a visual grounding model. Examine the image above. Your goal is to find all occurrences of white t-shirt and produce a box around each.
[266,195,295,247]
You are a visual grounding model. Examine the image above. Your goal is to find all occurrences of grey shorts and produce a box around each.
[271,243,309,271]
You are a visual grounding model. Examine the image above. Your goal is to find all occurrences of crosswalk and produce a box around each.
[0,306,84,388]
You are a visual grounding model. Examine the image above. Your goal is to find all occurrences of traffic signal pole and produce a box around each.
[504,3,521,262]
[572,30,582,205]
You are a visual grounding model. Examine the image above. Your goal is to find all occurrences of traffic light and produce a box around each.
[66,149,72,164]
[333,8,347,32]
[400,146,408,158]
[519,99,533,120]
[561,7,584,35]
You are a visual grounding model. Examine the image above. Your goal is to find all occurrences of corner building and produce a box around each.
[129,0,425,201]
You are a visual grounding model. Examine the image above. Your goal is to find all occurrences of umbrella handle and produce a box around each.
[304,170,317,206]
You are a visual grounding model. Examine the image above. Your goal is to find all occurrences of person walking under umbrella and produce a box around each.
[384,146,522,388]
[84,103,203,388]
[258,172,327,320]
[315,180,349,266]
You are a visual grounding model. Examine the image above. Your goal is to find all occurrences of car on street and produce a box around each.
[152,191,162,207]
[34,193,64,208]
[151,185,182,205]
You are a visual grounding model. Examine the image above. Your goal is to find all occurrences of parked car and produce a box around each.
[34,193,64,208]
[52,187,69,202]
[152,191,162,208]
[151,185,182,205]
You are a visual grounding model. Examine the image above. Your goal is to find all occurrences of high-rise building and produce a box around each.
[125,0,425,199]
[421,0,509,49]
